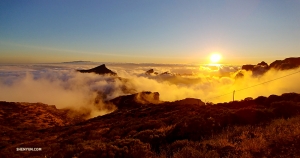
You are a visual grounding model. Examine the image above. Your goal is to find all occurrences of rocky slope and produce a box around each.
[1,92,300,157]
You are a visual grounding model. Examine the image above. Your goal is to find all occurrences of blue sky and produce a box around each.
[0,0,299,64]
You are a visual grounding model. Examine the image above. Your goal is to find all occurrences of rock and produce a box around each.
[109,92,161,109]
[241,65,255,71]
[77,64,117,76]
[145,69,154,75]
[269,57,300,70]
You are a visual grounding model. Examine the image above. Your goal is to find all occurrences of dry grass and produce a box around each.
[199,116,300,157]
[1,93,300,157]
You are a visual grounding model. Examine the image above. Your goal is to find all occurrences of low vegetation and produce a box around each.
[0,93,300,157]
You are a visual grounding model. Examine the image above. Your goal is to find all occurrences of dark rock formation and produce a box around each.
[109,91,160,109]
[160,71,172,75]
[145,69,159,75]
[77,64,117,76]
[237,57,300,78]
[241,58,300,72]
[145,69,154,75]
[269,57,300,70]
[240,61,269,76]
[241,65,255,71]
[257,61,268,67]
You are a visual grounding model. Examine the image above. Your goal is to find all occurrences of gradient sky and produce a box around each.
[0,0,299,64]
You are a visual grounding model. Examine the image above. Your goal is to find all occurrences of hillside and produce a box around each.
[1,92,300,157]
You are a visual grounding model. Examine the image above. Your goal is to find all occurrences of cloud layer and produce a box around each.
[0,63,299,117]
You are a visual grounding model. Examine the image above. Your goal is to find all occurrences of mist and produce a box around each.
[0,63,299,118]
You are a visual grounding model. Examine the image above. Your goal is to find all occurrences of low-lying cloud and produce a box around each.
[0,63,299,118]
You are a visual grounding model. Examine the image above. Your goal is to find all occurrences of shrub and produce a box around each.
[270,101,300,118]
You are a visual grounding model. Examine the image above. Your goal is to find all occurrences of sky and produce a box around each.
[0,0,300,64]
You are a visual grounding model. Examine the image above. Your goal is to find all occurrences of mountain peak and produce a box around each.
[77,64,117,76]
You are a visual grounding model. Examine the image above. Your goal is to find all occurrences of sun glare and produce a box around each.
[210,53,222,63]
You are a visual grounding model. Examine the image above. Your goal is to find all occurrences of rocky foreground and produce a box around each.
[1,92,300,158]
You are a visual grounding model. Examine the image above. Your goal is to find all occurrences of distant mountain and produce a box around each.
[160,71,173,76]
[269,57,300,70]
[145,69,159,75]
[145,69,154,75]
[236,57,300,78]
[77,64,117,76]
[62,61,92,64]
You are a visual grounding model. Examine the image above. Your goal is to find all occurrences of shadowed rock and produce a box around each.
[237,57,300,78]
[241,64,255,71]
[109,91,160,109]
[77,64,117,76]
[145,69,154,75]
[257,61,268,67]
[269,57,300,70]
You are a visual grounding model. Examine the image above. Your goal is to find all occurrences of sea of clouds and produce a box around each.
[0,62,299,118]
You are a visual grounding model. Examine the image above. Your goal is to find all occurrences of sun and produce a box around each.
[210,53,222,63]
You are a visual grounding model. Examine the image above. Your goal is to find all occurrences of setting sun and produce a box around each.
[210,53,222,63]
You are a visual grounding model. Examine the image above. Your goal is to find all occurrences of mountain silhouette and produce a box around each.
[77,64,117,76]
[269,57,300,70]
[238,57,300,78]
[145,69,159,75]
[145,69,154,75]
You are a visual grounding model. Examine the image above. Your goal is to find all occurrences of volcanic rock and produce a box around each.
[241,65,255,71]
[269,57,300,70]
[109,91,160,109]
[240,61,269,76]
[145,69,154,75]
[257,61,268,67]
[77,64,117,76]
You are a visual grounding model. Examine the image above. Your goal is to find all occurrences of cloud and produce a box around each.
[109,64,300,103]
[0,68,119,118]
[0,63,299,118]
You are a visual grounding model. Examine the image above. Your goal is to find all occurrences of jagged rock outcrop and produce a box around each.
[269,57,300,70]
[238,57,300,78]
[240,61,269,76]
[257,61,268,67]
[145,69,158,75]
[160,71,172,75]
[77,64,117,76]
[241,64,255,71]
[145,69,154,75]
